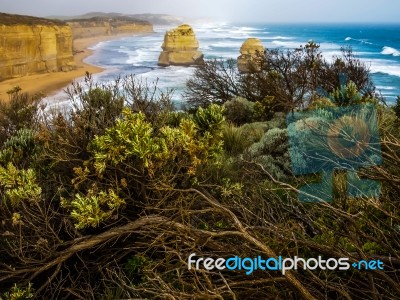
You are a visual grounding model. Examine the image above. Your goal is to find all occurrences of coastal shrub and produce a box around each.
[329,80,377,106]
[252,95,275,121]
[239,122,267,144]
[308,96,336,110]
[1,77,400,299]
[65,75,124,137]
[121,75,174,128]
[184,58,240,107]
[66,188,125,230]
[320,46,376,98]
[59,105,225,228]
[192,103,225,134]
[223,121,269,156]
[0,163,42,206]
[38,75,174,192]
[185,42,375,112]
[222,123,246,155]
[0,86,41,145]
[246,127,292,179]
[2,283,34,300]
[223,97,254,125]
[165,111,186,127]
[0,128,37,168]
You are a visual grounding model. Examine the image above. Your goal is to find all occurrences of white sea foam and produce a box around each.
[89,41,110,50]
[139,66,195,99]
[199,45,212,50]
[67,24,400,105]
[355,56,400,77]
[269,40,340,53]
[322,51,344,61]
[210,41,243,48]
[369,62,400,77]
[126,50,148,65]
[376,86,396,90]
[195,22,227,30]
[211,28,230,32]
[142,66,194,79]
[381,46,400,57]
[270,40,302,48]
[267,39,368,63]
[344,36,373,45]
[228,26,264,36]
[235,26,263,31]
[263,36,293,40]
[117,41,160,66]
[319,42,340,50]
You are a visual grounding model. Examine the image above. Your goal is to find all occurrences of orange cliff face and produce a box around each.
[0,13,76,81]
[0,14,154,83]
[67,17,154,39]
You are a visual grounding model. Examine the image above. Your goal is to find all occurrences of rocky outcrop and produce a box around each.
[158,24,204,67]
[0,13,75,81]
[67,17,153,39]
[237,38,265,73]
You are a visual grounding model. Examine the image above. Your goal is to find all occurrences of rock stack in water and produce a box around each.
[158,24,204,67]
[237,38,265,73]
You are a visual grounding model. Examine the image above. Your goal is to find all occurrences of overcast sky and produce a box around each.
[1,0,399,23]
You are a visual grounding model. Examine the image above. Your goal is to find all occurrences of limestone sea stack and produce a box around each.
[237,38,265,73]
[158,24,204,67]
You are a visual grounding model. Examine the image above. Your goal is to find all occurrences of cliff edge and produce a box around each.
[158,24,204,67]
[0,13,75,81]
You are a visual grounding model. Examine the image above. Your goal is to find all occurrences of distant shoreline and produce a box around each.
[0,33,148,101]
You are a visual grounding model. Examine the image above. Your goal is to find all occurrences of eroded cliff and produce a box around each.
[0,13,75,81]
[237,38,265,73]
[158,24,204,66]
[67,17,153,39]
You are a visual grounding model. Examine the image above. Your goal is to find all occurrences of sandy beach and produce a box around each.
[0,34,136,101]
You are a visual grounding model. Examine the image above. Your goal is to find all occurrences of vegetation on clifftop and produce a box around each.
[0,12,66,26]
[66,16,152,26]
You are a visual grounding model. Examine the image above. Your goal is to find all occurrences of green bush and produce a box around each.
[223,121,269,156]
[0,87,41,145]
[223,97,254,125]
[192,103,225,134]
[222,123,244,155]
[253,96,275,121]
[1,72,399,299]
[185,43,375,113]
[246,127,291,179]
[0,128,37,168]
[2,283,34,300]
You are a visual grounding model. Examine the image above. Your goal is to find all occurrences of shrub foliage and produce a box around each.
[0,52,399,300]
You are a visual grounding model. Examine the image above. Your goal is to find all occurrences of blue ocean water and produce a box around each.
[52,23,400,107]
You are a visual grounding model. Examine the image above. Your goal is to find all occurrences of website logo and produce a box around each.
[286,80,382,202]
[188,254,384,275]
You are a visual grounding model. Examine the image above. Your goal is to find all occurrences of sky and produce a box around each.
[0,0,400,23]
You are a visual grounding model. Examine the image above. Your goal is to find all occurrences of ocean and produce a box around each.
[47,23,400,108]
